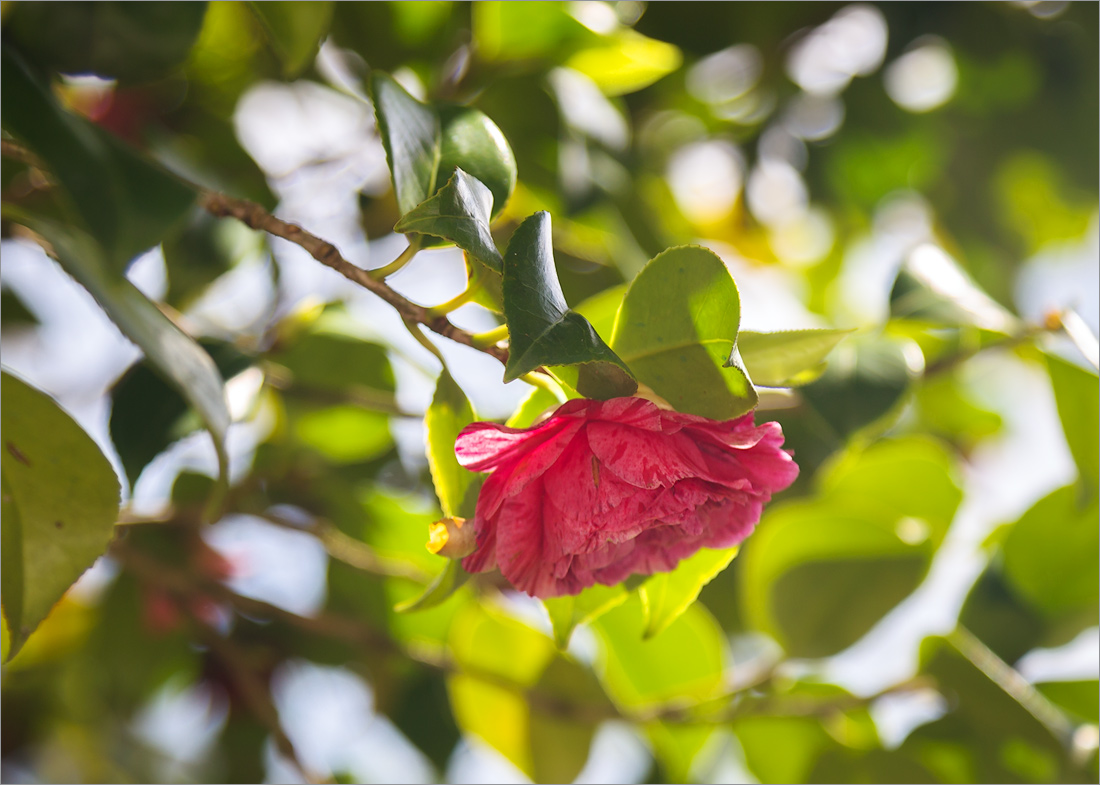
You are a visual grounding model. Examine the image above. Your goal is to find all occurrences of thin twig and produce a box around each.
[198,191,509,367]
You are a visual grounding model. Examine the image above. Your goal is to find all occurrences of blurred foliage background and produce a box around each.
[1,2,1098,783]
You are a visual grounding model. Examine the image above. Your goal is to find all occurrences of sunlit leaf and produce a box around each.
[593,595,727,710]
[505,385,562,429]
[394,560,470,614]
[371,71,441,217]
[736,328,853,388]
[501,211,636,397]
[612,245,755,419]
[543,583,628,650]
[640,546,738,639]
[293,405,392,465]
[424,369,476,518]
[1045,352,1099,504]
[1,373,120,660]
[565,29,682,96]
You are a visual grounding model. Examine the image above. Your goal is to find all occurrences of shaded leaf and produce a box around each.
[502,212,636,397]
[395,168,504,273]
[394,560,470,614]
[371,71,441,217]
[11,214,232,506]
[1,373,120,660]
[612,245,756,419]
[249,1,333,77]
[736,328,853,388]
[1,45,197,270]
[1045,352,1099,504]
[543,583,628,650]
[437,104,517,222]
[5,1,208,84]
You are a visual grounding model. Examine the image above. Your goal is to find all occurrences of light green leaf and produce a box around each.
[565,29,682,96]
[646,723,723,784]
[1001,484,1098,617]
[293,405,391,465]
[249,1,333,77]
[640,546,738,640]
[1,373,120,660]
[1045,352,1098,504]
[612,245,756,419]
[736,329,854,388]
[1,45,197,271]
[424,369,476,518]
[394,560,470,614]
[395,169,504,274]
[10,214,231,508]
[506,386,562,429]
[593,595,727,710]
[574,283,626,343]
[543,583,628,650]
[741,437,961,657]
[502,212,636,397]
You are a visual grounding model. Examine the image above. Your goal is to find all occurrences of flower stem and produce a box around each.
[521,371,568,402]
[369,237,421,280]
[471,324,509,348]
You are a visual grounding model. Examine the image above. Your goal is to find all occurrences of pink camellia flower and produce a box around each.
[454,396,799,598]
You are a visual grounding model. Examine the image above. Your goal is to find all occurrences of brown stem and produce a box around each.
[198,191,509,366]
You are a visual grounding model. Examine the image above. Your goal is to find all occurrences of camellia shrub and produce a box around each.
[1,2,1097,783]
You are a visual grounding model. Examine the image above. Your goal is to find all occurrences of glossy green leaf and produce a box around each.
[5,1,208,83]
[741,437,961,657]
[501,212,636,397]
[1,373,120,660]
[371,72,517,222]
[639,546,738,639]
[424,369,476,518]
[371,71,442,217]
[1045,353,1099,504]
[1,45,198,271]
[11,214,232,505]
[437,105,517,223]
[736,329,854,388]
[395,169,504,273]
[611,245,756,419]
[249,1,333,77]
[543,583,628,650]
[110,339,252,489]
[394,560,470,614]
[593,595,727,710]
[1001,484,1099,617]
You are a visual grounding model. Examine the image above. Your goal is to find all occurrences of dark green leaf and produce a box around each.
[1,45,197,270]
[394,169,504,273]
[268,326,396,395]
[1045,353,1099,504]
[799,333,918,440]
[736,328,854,388]
[370,71,442,217]
[110,339,252,489]
[424,369,476,518]
[890,249,1018,333]
[612,245,756,419]
[1,373,120,660]
[437,104,517,222]
[248,1,333,78]
[501,212,636,396]
[9,214,232,505]
[5,1,208,83]
[0,288,39,329]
